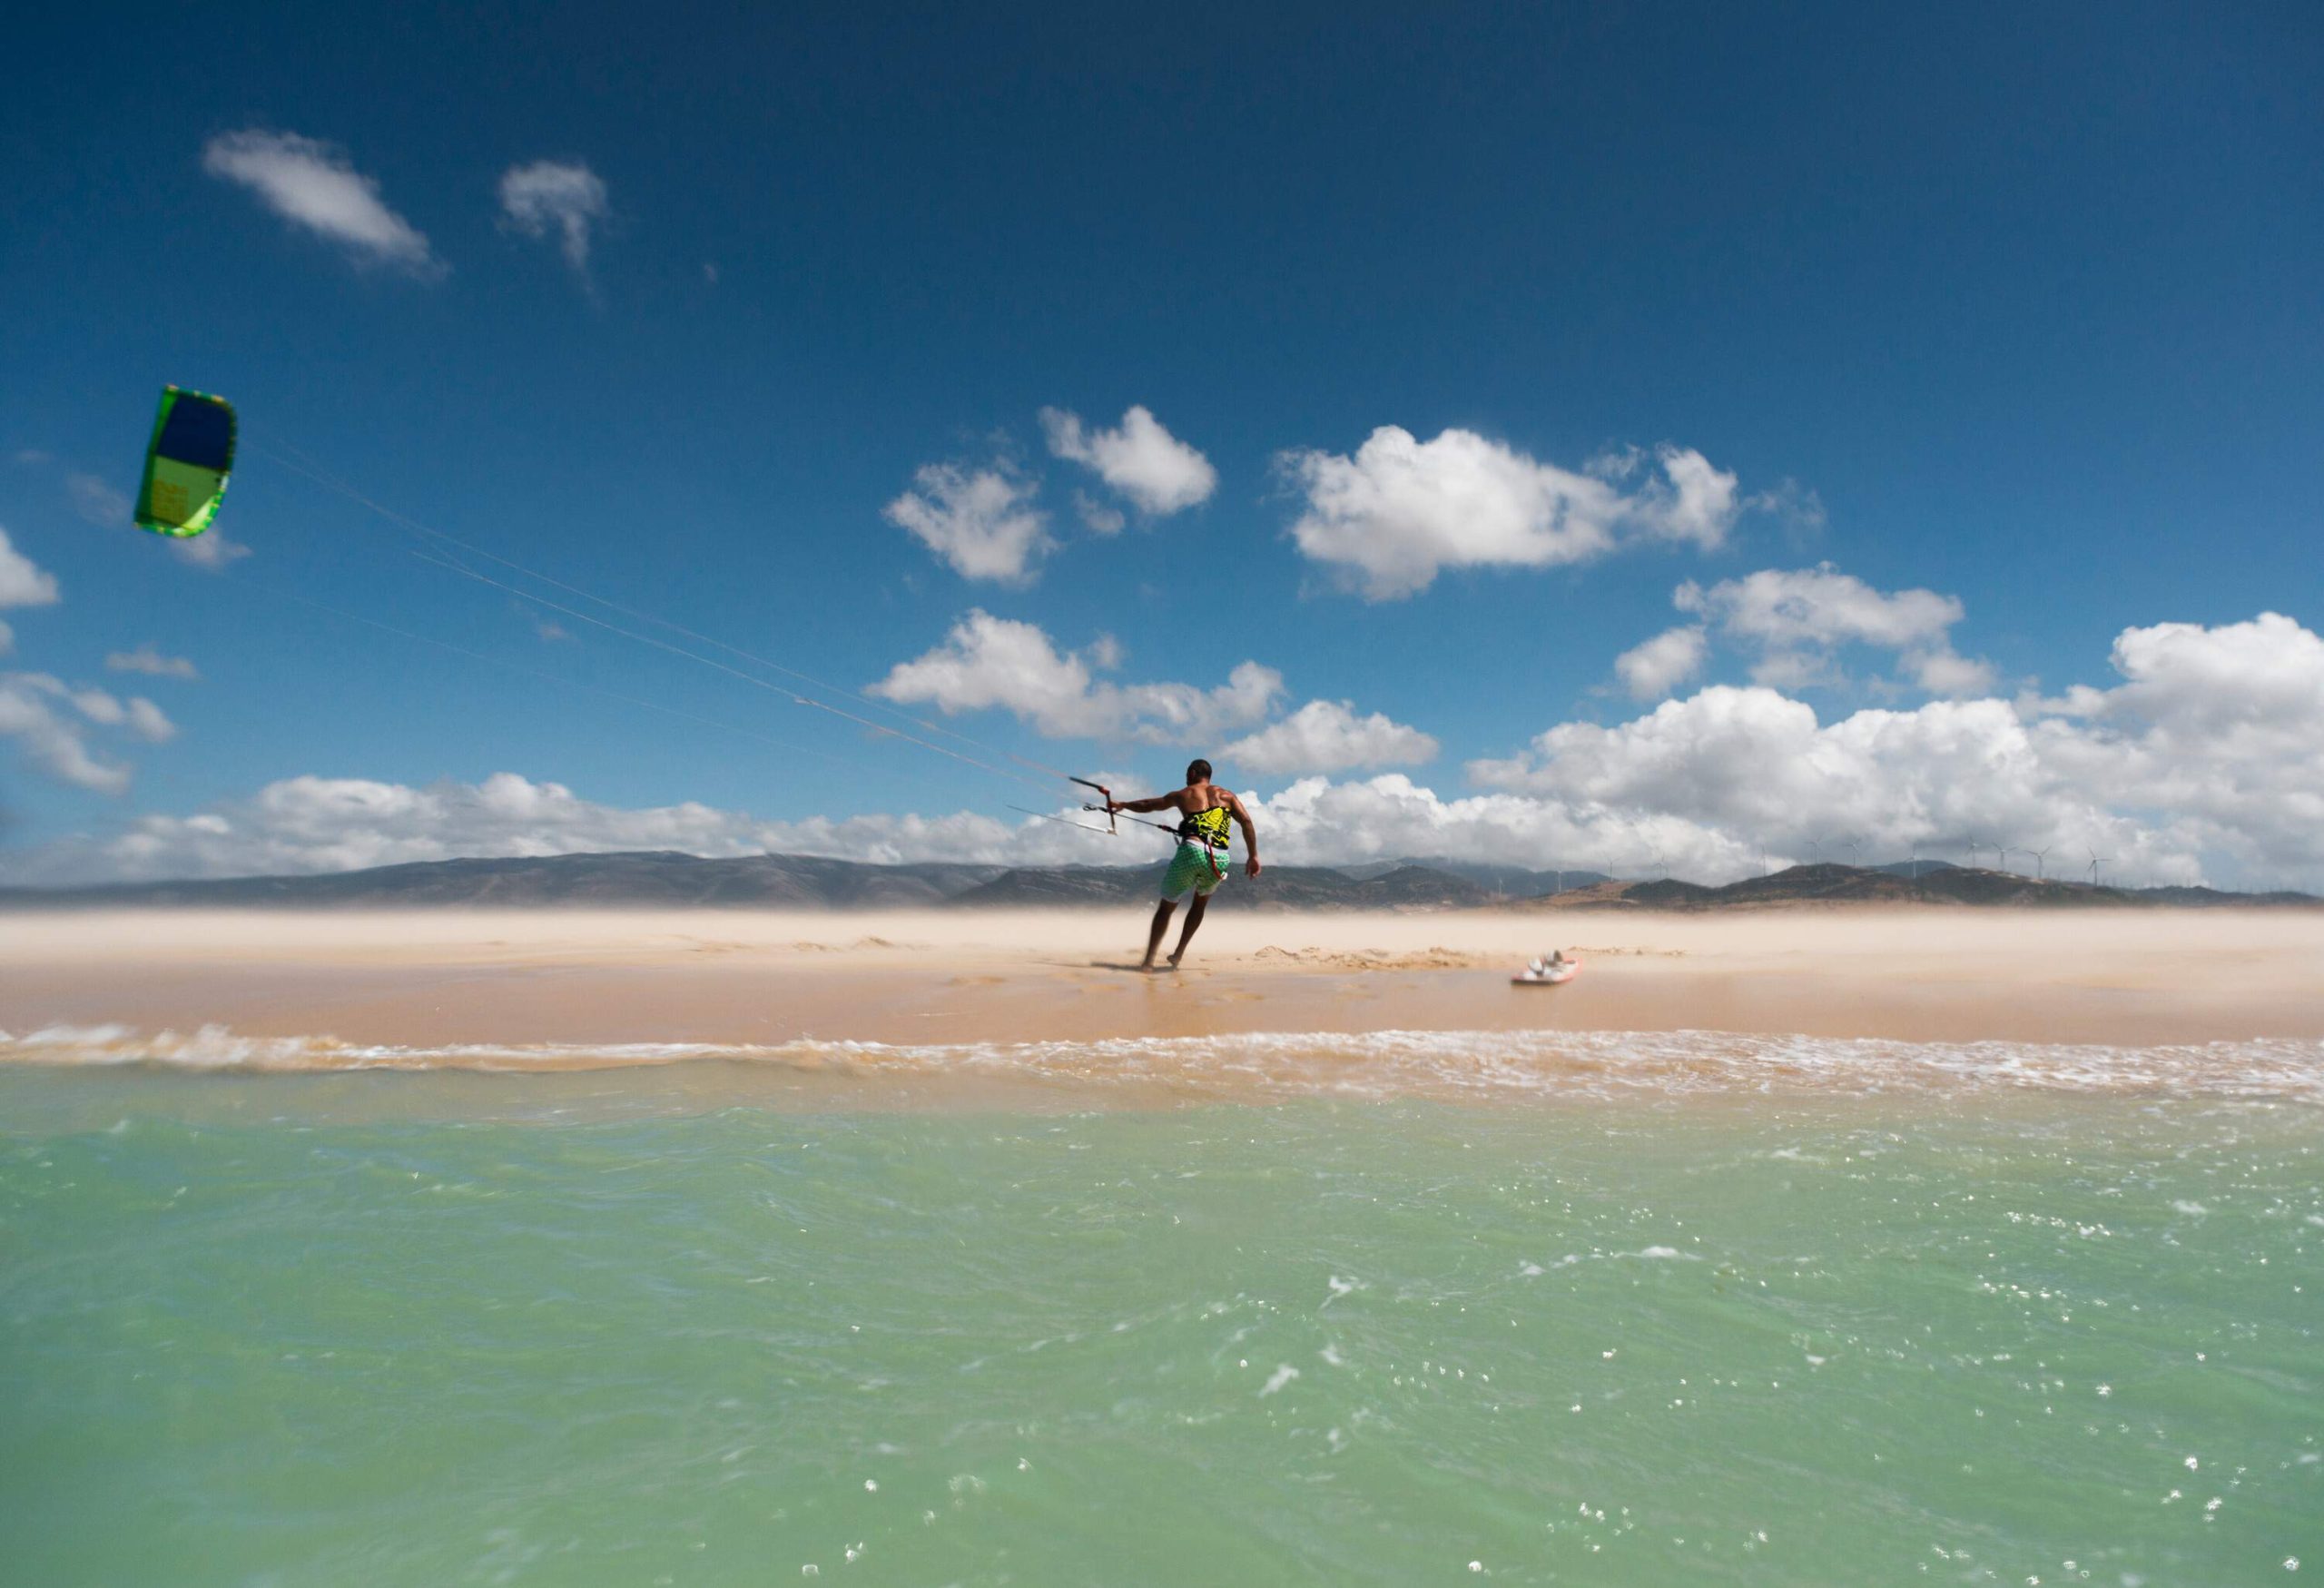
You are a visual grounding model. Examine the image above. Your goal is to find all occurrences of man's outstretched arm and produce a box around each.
[1109,792,1182,815]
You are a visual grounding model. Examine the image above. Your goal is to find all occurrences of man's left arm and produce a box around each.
[1227,792,1262,877]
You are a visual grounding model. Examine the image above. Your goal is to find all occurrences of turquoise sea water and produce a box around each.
[2,1036,2319,1585]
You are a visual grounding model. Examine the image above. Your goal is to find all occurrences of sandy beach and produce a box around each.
[8,906,2321,1057]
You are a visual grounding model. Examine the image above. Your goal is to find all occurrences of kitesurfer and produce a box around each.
[1108,759,1260,971]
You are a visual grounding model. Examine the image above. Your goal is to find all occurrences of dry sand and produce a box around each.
[5,906,2321,1053]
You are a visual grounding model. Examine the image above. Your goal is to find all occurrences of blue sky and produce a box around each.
[3,2,2320,885]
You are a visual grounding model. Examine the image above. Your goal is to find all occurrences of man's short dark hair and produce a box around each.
[1186,758,1213,784]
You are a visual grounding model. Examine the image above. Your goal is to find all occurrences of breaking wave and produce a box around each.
[4,1023,2322,1103]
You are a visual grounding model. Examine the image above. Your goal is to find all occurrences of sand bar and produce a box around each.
[6,907,2322,1054]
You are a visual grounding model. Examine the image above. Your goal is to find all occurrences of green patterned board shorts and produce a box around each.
[1159,840,1228,902]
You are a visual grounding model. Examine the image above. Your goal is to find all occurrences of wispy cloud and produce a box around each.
[202,129,444,277]
[66,472,130,528]
[0,673,171,794]
[106,645,200,681]
[170,530,254,570]
[498,160,610,279]
[0,527,62,611]
[511,602,572,643]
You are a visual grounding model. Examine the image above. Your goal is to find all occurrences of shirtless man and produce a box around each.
[1108,759,1261,971]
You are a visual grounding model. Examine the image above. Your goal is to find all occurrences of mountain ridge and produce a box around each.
[0,853,2313,911]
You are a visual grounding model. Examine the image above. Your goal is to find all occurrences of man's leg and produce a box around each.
[1141,899,1177,968]
[1167,893,1209,966]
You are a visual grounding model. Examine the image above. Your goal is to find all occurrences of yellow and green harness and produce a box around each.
[1160,804,1235,901]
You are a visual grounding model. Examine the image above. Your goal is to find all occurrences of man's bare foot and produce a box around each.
[1164,953,1184,970]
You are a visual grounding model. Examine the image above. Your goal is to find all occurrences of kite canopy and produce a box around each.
[133,385,236,538]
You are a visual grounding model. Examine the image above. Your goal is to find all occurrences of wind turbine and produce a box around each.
[1845,838,1862,869]
[2028,845,2049,880]
[2088,848,2112,886]
[1966,837,1983,870]
[1648,849,1666,880]
[1807,836,1824,864]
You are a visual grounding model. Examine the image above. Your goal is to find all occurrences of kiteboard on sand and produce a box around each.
[1512,957,1581,987]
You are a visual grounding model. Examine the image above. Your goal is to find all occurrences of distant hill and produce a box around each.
[0,852,1494,912]
[1531,862,2319,911]
[1337,858,1614,895]
[0,853,2309,912]
[0,852,1009,911]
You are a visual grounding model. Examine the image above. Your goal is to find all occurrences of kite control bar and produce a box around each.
[1069,777,1117,834]
[1041,776,1182,839]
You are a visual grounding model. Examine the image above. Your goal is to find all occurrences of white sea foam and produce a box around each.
[2,1023,2321,1102]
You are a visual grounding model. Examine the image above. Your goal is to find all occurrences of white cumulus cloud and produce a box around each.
[1675,563,1994,695]
[1614,625,1709,701]
[498,160,610,275]
[2029,611,2324,875]
[1465,609,2324,883]
[1679,564,1961,650]
[884,463,1052,584]
[1590,444,1745,549]
[1223,699,1438,774]
[202,129,443,277]
[1040,405,1217,517]
[871,610,1282,744]
[1472,686,2079,859]
[1277,427,1740,599]
[1246,773,1752,875]
[14,613,2322,892]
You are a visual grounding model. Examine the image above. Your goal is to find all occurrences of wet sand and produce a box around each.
[6,907,2321,1052]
